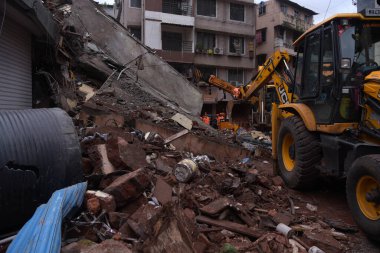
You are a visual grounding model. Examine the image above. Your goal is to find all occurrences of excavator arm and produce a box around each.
[239,50,293,104]
[194,50,294,105]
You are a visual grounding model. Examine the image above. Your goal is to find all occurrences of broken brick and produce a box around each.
[303,229,343,252]
[153,177,172,205]
[200,197,232,216]
[272,176,284,186]
[83,239,132,253]
[117,137,149,170]
[86,190,116,213]
[104,168,150,207]
[108,212,130,229]
[86,197,101,214]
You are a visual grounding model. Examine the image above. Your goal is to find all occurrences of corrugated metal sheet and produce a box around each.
[7,182,87,253]
[0,14,32,110]
[0,108,83,233]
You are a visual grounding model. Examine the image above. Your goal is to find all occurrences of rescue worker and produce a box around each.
[202,112,210,125]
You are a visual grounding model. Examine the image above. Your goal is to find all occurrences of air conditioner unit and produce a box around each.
[213,47,224,55]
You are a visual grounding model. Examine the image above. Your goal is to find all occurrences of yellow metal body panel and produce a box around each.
[279,103,317,131]
[364,80,380,101]
[242,51,291,100]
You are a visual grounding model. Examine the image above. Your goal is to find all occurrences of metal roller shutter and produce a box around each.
[0,16,32,110]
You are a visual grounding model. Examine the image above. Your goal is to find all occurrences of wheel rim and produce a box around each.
[356,175,380,220]
[282,132,295,172]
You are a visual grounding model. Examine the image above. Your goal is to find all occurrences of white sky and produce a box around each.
[284,0,357,23]
[101,0,357,24]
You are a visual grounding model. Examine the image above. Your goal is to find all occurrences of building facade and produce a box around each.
[114,0,256,122]
[255,0,316,67]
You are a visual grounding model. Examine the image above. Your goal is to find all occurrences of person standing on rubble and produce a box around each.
[202,112,210,125]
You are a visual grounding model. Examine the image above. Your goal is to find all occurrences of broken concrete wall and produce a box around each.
[67,0,203,116]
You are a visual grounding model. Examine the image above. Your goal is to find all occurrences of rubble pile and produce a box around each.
[0,1,356,252]
[58,122,358,253]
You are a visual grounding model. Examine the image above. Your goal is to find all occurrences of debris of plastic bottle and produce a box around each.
[276,223,294,238]
[306,203,318,212]
[174,158,198,183]
[308,246,326,253]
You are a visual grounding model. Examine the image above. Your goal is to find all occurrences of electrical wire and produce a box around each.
[0,0,7,37]
[323,0,332,21]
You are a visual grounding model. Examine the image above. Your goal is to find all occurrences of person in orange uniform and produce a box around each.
[202,112,210,125]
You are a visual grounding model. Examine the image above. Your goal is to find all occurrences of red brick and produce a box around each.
[153,177,172,205]
[104,168,150,207]
[87,197,101,214]
[272,176,284,186]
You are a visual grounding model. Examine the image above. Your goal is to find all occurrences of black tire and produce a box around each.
[277,116,321,189]
[346,155,380,240]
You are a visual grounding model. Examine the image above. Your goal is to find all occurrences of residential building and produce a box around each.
[255,0,316,67]
[114,0,256,125]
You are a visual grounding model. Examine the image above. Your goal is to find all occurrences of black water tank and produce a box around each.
[0,108,83,233]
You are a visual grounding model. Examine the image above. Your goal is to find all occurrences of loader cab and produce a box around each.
[293,15,380,125]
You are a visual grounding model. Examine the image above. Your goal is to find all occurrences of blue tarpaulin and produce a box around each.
[7,182,87,253]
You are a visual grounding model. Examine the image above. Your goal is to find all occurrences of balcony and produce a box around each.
[157,41,194,63]
[145,10,194,27]
[280,14,313,32]
[162,0,192,16]
[274,38,295,55]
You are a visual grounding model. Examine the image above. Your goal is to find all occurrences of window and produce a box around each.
[294,10,299,19]
[321,28,334,89]
[304,15,310,23]
[261,28,267,42]
[162,32,182,51]
[129,27,141,40]
[280,3,287,14]
[302,30,321,98]
[294,42,304,95]
[196,32,216,51]
[163,0,191,15]
[228,69,244,86]
[316,28,335,122]
[230,3,244,22]
[197,0,216,17]
[259,2,266,15]
[130,0,141,8]
[229,36,244,54]
[256,28,266,44]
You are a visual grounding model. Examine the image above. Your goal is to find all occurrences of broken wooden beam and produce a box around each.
[164,129,189,144]
[196,215,265,239]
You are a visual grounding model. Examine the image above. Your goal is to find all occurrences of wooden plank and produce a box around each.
[164,129,189,144]
[199,197,232,216]
[171,113,193,130]
[196,216,264,239]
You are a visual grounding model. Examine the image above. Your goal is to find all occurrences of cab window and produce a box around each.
[302,29,321,98]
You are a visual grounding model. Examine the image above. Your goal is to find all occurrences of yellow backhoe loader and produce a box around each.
[201,12,380,239]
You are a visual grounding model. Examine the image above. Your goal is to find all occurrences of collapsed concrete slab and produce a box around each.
[67,0,203,116]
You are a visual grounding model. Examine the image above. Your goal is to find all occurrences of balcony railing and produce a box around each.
[162,1,192,16]
[274,38,293,49]
[162,41,193,52]
[280,14,313,32]
[182,41,192,52]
